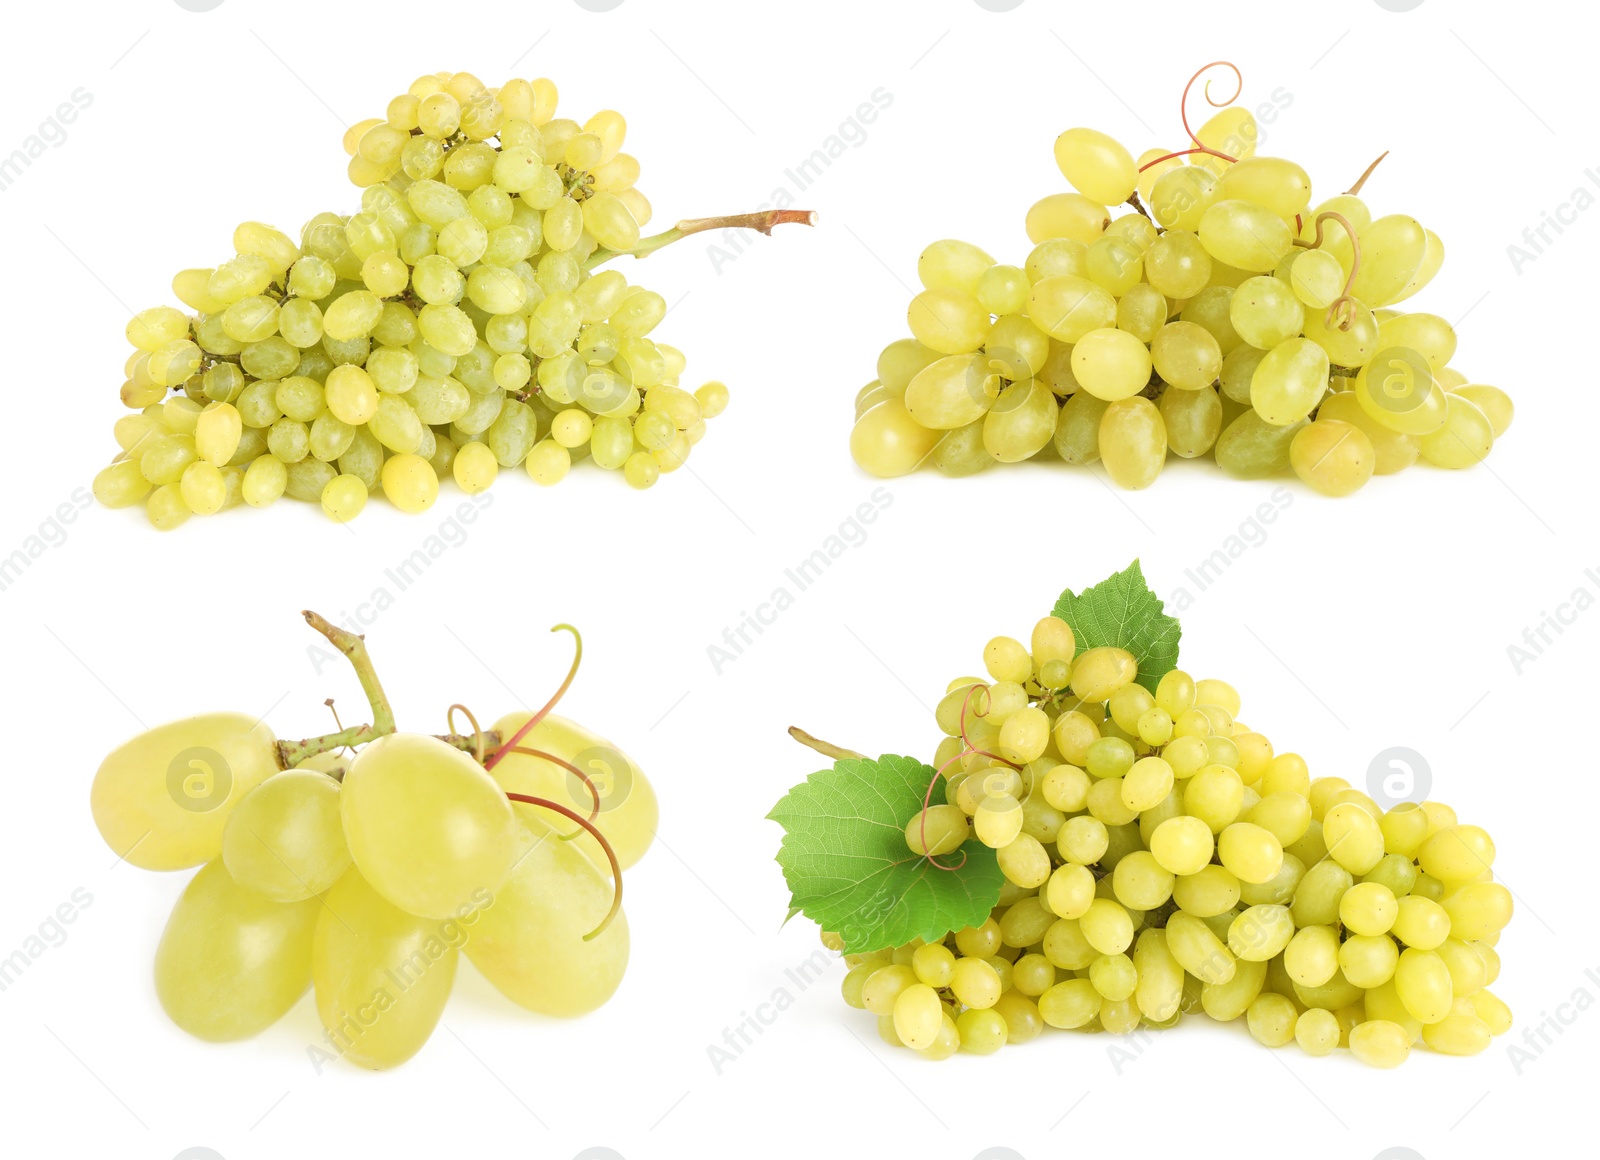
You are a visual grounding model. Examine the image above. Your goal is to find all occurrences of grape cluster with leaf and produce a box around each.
[770,563,1513,1066]
[851,64,1512,495]
[90,613,654,1069]
[95,69,813,529]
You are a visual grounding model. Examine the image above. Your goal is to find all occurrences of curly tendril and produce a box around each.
[504,745,602,823]
[916,684,1027,874]
[484,624,583,771]
[504,793,621,939]
[1138,61,1246,172]
[1292,211,1364,331]
[447,703,486,765]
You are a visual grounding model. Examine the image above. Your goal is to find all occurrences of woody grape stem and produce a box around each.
[585,208,818,270]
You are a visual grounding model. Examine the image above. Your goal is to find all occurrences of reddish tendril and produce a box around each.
[504,793,621,939]
[447,703,486,764]
[483,624,582,771]
[1137,61,1245,172]
[1292,211,1363,331]
[504,745,601,822]
[917,684,1023,874]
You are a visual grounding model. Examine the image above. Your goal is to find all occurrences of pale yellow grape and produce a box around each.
[1149,816,1214,875]
[950,956,1003,1009]
[1351,215,1428,306]
[1229,276,1304,349]
[316,474,366,522]
[1144,230,1212,298]
[380,453,438,512]
[1377,312,1457,371]
[93,460,152,508]
[242,455,288,506]
[91,713,280,870]
[1046,863,1096,918]
[1111,851,1173,910]
[1295,1006,1340,1055]
[983,378,1057,462]
[1418,825,1495,882]
[1394,948,1454,1024]
[956,1007,1008,1052]
[890,983,942,1050]
[906,804,969,856]
[1079,898,1134,955]
[908,353,992,428]
[694,380,730,418]
[912,943,956,988]
[1418,394,1493,468]
[1452,384,1511,437]
[976,264,1030,315]
[1149,166,1217,231]
[1193,105,1258,174]
[465,820,629,1017]
[1316,391,1419,474]
[221,768,349,901]
[451,440,498,494]
[1250,338,1329,425]
[1053,128,1137,205]
[861,964,917,1016]
[155,860,318,1041]
[1115,283,1166,344]
[1085,235,1144,296]
[974,794,1024,848]
[917,239,995,293]
[1149,321,1220,391]
[1070,647,1138,703]
[1283,924,1340,986]
[1098,396,1166,489]
[906,289,987,354]
[1441,883,1513,940]
[1025,192,1109,244]
[1217,822,1283,884]
[623,452,660,489]
[1216,156,1311,218]
[1323,803,1385,874]
[519,439,566,485]
[1121,756,1174,813]
[314,868,459,1069]
[986,313,1051,378]
[1164,911,1235,984]
[127,306,191,352]
[178,463,224,515]
[1290,420,1375,496]
[1198,200,1293,271]
[1339,881,1398,937]
[1304,298,1380,367]
[1472,989,1513,1035]
[1287,248,1344,308]
[1185,766,1244,833]
[1024,275,1115,344]
[1201,957,1266,1020]
[851,400,940,476]
[1422,1013,1491,1056]
[1054,388,1107,463]
[998,707,1051,764]
[1070,328,1151,401]
[341,733,517,919]
[1349,1019,1411,1068]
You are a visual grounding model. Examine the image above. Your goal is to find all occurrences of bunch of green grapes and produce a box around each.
[87,614,655,1068]
[835,616,1514,1066]
[95,71,750,530]
[851,67,1512,496]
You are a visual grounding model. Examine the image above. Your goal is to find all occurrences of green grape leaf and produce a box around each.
[767,753,1003,954]
[1052,559,1181,693]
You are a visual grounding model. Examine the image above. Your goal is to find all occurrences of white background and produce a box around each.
[0,1,1593,1158]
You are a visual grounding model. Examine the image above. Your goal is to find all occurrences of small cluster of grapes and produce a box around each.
[89,614,656,1068]
[836,617,1513,1065]
[94,70,785,529]
[851,65,1513,496]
